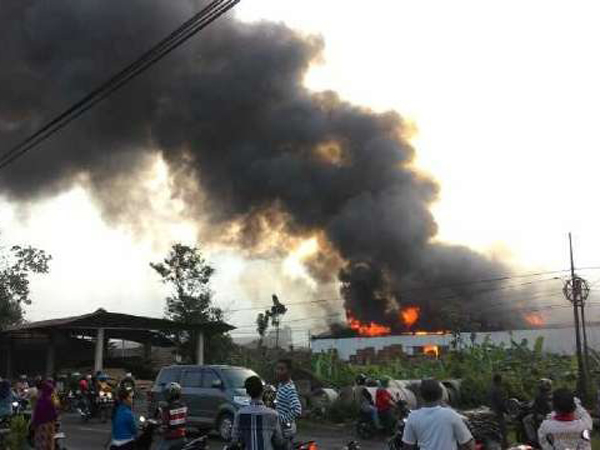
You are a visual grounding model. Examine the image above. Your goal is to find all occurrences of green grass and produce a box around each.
[593,435,599,448]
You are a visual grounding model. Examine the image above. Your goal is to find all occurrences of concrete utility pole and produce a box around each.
[564,233,589,401]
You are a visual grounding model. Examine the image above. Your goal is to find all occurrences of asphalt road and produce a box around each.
[60,414,384,450]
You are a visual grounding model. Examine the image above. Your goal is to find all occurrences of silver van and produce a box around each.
[148,365,260,440]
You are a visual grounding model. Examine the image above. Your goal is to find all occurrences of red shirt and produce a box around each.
[162,402,188,440]
[376,388,393,412]
[79,379,89,392]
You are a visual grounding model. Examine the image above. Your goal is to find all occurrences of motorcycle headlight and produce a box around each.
[12,402,18,408]
[107,393,113,399]
[233,396,250,406]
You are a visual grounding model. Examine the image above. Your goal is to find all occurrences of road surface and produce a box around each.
[60,414,385,450]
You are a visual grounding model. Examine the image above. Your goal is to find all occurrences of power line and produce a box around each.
[0,0,240,170]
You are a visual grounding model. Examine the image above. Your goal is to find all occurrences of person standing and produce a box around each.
[275,359,302,447]
[31,381,59,450]
[489,374,508,448]
[232,376,284,450]
[402,379,475,450]
[538,389,593,450]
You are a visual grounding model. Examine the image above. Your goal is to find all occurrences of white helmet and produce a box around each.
[164,382,182,402]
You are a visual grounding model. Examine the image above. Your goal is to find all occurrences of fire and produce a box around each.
[400,306,420,328]
[423,345,440,357]
[347,314,391,337]
[524,313,544,327]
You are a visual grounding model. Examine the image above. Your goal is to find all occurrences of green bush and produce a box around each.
[6,415,29,450]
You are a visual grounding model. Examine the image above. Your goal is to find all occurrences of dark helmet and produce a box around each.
[539,378,553,393]
[355,374,368,386]
[164,382,182,402]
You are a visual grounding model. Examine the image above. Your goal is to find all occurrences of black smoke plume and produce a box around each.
[0,1,528,330]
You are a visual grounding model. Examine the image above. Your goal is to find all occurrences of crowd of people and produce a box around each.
[0,371,137,449]
[2,364,595,450]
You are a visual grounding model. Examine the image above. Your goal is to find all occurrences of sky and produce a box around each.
[3,0,600,342]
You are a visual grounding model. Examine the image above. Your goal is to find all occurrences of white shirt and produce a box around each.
[402,405,473,450]
[538,404,593,450]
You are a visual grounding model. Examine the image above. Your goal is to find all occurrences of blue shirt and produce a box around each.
[112,404,137,441]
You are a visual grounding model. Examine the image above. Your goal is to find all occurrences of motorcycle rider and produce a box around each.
[538,389,592,450]
[158,382,188,450]
[376,377,396,432]
[523,378,553,445]
[356,374,381,430]
[16,375,29,397]
[110,388,137,450]
[119,373,135,393]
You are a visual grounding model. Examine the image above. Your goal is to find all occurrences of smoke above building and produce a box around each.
[0,1,531,331]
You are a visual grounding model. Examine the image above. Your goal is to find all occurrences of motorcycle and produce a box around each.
[97,390,114,423]
[359,400,410,440]
[77,393,93,422]
[54,421,68,450]
[136,416,209,450]
[387,416,408,450]
[506,398,543,448]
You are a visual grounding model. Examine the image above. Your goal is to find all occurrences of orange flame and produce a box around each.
[347,313,391,337]
[400,306,420,328]
[524,313,544,327]
[423,345,440,357]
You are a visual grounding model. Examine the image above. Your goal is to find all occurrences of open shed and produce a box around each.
[0,308,234,377]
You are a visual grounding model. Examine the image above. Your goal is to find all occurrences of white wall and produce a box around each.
[311,324,600,360]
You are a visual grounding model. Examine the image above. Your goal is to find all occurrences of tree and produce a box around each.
[0,244,51,329]
[150,243,231,363]
[255,294,288,349]
[256,312,269,348]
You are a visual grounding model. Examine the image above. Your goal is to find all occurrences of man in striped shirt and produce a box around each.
[275,359,302,447]
[232,376,284,450]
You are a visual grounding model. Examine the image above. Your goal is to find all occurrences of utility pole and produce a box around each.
[564,233,589,401]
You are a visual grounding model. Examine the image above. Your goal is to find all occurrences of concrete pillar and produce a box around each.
[94,328,105,373]
[46,333,56,378]
[196,331,205,365]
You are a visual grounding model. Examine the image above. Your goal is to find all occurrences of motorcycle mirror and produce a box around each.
[582,430,591,441]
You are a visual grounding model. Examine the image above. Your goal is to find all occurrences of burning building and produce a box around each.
[312,321,600,361]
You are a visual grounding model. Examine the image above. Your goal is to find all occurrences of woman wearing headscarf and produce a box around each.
[31,381,58,450]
